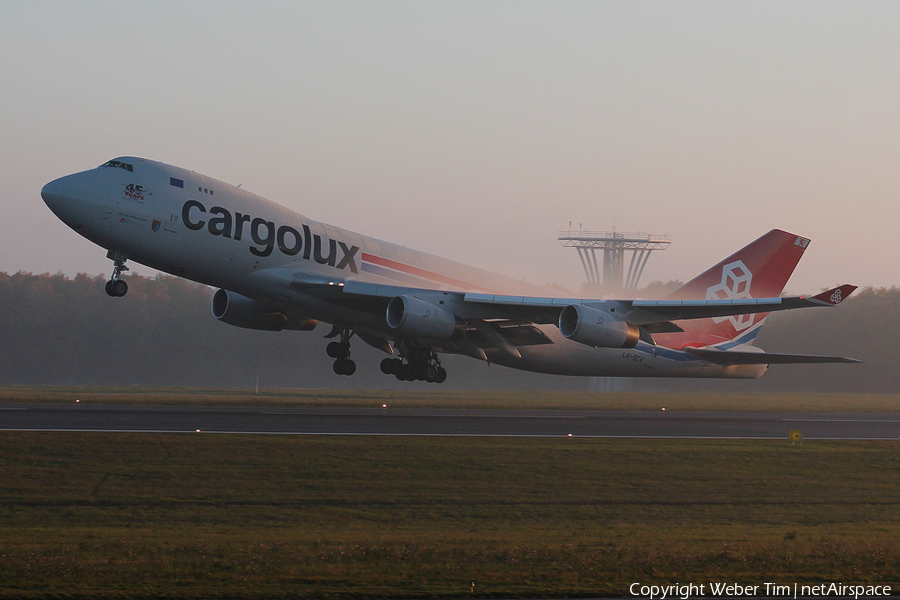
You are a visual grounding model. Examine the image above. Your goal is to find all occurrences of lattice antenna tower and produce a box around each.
[558,226,671,293]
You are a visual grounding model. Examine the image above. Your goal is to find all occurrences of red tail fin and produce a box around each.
[665,230,810,344]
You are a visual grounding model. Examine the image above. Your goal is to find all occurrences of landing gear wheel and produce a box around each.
[395,364,416,382]
[434,367,447,384]
[105,279,127,297]
[333,359,357,376]
[327,341,351,361]
[414,363,428,381]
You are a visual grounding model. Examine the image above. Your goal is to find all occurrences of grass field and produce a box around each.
[2,427,900,598]
[2,385,900,412]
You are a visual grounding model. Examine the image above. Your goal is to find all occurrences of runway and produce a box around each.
[2,404,900,439]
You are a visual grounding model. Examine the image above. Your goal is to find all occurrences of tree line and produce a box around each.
[0,271,891,393]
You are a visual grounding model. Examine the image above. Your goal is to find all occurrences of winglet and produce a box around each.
[809,284,857,306]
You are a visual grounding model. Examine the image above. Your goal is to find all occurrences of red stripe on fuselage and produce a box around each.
[361,253,486,292]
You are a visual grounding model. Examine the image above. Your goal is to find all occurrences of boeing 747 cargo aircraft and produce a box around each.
[41,157,858,383]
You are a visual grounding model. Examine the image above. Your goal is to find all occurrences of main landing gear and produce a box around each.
[380,346,447,384]
[326,328,357,376]
[104,252,129,297]
[322,329,448,383]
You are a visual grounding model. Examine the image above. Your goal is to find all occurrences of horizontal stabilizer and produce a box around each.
[685,347,862,365]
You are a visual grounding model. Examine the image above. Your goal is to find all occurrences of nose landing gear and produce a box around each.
[105,251,129,297]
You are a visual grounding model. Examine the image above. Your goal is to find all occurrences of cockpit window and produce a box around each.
[101,160,134,172]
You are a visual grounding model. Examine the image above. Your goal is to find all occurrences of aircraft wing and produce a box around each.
[270,278,856,363]
[335,280,855,327]
[460,284,856,325]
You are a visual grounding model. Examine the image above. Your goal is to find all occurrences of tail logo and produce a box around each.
[707,260,755,331]
[830,289,842,304]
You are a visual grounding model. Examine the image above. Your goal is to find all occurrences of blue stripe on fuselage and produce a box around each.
[709,320,765,351]
[633,319,766,362]
[634,341,697,362]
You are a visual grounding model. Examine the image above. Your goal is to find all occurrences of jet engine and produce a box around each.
[558,304,640,349]
[386,295,458,340]
[212,289,316,331]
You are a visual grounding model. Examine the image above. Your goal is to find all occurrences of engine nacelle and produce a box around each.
[558,304,640,349]
[212,289,316,331]
[386,295,457,340]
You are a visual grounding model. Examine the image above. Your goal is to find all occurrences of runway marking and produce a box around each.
[1,428,897,440]
[258,411,585,419]
[780,418,900,423]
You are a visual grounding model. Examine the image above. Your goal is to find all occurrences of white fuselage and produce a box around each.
[41,157,763,379]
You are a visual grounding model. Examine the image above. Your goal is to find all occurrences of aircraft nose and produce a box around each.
[41,177,68,213]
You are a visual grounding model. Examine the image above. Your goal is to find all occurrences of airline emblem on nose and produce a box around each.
[125,184,146,201]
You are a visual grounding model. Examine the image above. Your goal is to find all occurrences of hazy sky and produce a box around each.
[3,1,899,295]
